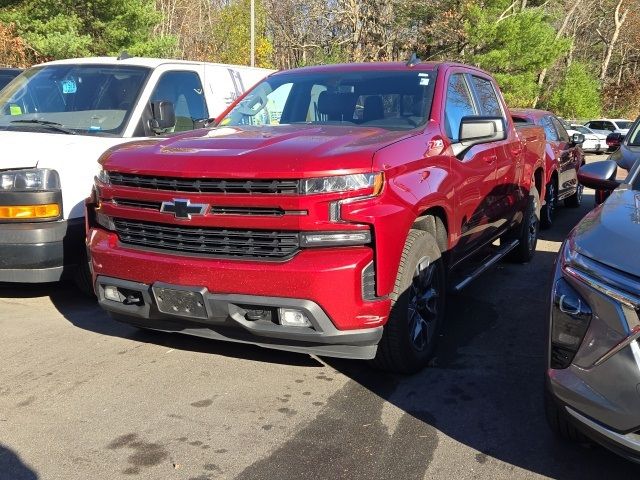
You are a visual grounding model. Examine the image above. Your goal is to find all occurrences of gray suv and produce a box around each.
[545,158,640,463]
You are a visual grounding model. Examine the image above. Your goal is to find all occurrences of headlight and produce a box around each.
[558,240,640,368]
[302,173,383,195]
[0,168,60,191]
[97,169,110,185]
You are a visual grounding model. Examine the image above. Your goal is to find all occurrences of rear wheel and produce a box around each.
[506,185,539,263]
[540,181,557,229]
[372,229,446,374]
[564,183,583,208]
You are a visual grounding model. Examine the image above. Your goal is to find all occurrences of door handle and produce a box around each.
[484,154,498,164]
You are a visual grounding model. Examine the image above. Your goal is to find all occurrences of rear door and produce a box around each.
[550,116,580,198]
[444,71,498,259]
[468,74,519,227]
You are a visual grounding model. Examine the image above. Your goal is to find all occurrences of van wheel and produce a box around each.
[507,185,539,263]
[372,229,445,374]
[74,250,95,297]
[564,183,583,208]
[540,181,556,229]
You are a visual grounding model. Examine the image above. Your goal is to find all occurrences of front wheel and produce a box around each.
[372,229,446,374]
[564,183,583,208]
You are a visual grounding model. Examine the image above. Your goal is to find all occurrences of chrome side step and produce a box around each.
[451,239,519,292]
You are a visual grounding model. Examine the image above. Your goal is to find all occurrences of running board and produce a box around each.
[451,239,519,292]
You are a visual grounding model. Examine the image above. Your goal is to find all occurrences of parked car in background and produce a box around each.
[0,67,22,90]
[584,119,633,146]
[566,124,607,154]
[511,109,585,229]
[608,117,640,171]
[87,61,546,373]
[546,158,640,464]
[0,55,272,292]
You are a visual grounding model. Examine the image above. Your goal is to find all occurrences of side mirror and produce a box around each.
[571,133,585,145]
[577,160,621,191]
[452,116,506,157]
[149,101,176,135]
[606,132,624,148]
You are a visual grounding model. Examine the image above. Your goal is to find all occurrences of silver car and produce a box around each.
[546,159,640,463]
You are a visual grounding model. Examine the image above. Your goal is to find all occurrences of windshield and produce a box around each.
[0,64,150,136]
[572,125,591,134]
[616,121,633,130]
[221,70,437,131]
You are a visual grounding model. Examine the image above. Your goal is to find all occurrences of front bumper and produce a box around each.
[0,217,84,283]
[96,275,383,360]
[546,248,640,461]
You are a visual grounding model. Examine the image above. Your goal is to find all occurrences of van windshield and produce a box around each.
[0,64,150,136]
[220,70,437,131]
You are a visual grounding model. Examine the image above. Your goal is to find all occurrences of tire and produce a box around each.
[564,183,583,208]
[540,181,557,229]
[544,389,587,443]
[507,185,540,263]
[74,249,96,297]
[372,229,446,374]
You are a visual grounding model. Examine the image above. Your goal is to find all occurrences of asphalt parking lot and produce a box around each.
[1,156,639,480]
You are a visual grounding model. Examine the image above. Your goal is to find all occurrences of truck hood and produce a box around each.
[0,130,146,218]
[571,188,640,277]
[102,125,415,177]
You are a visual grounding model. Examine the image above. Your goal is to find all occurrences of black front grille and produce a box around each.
[211,206,285,216]
[109,172,300,194]
[114,218,300,259]
[114,198,162,210]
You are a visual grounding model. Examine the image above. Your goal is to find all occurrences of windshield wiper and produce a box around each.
[10,119,77,135]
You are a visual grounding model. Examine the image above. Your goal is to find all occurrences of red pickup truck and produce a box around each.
[87,61,545,373]
[511,109,585,228]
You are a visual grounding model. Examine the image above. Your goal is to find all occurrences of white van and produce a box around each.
[0,56,273,290]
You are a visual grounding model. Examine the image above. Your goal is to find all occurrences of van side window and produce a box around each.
[150,71,209,132]
[470,76,503,117]
[444,74,477,142]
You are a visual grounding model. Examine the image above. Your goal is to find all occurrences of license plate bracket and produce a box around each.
[152,284,208,319]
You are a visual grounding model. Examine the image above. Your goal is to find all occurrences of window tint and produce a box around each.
[151,71,208,132]
[541,116,559,141]
[222,71,436,131]
[551,116,569,142]
[586,121,601,130]
[470,76,503,117]
[444,74,477,141]
[603,121,615,131]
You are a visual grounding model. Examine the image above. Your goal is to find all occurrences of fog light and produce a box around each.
[104,285,123,302]
[278,308,312,327]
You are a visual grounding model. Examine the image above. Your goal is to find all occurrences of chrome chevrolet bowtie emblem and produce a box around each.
[160,199,207,219]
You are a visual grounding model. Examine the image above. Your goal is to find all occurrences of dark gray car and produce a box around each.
[609,117,640,171]
[546,159,640,463]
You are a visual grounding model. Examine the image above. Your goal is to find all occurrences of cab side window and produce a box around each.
[444,74,477,142]
[551,116,570,143]
[470,75,503,118]
[603,121,615,131]
[541,116,559,142]
[150,71,209,132]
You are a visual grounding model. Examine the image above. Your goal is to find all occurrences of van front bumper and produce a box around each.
[0,218,84,283]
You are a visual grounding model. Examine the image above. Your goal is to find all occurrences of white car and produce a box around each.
[566,124,608,154]
[0,56,273,289]
[583,118,633,136]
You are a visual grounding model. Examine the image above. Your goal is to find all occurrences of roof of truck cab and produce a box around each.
[510,108,553,120]
[270,61,491,76]
[33,56,266,71]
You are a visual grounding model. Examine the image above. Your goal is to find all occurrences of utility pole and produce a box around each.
[250,0,255,67]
